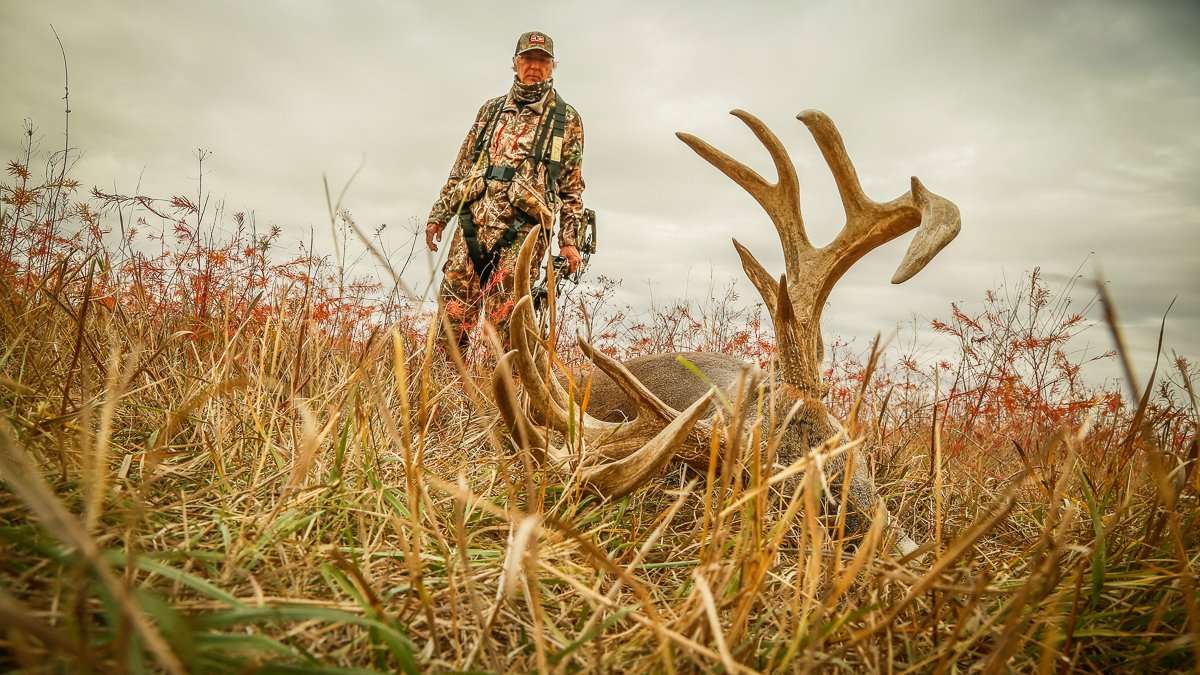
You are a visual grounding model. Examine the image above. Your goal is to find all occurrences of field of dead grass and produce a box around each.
[1,124,1198,673]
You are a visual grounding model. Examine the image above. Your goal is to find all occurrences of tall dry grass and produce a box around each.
[0,120,1197,673]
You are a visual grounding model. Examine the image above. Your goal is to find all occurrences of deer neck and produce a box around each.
[776,382,838,461]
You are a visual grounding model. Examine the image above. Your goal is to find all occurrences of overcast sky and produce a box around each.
[3,0,1198,388]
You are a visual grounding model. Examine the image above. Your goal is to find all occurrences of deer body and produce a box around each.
[584,352,746,422]
[586,352,883,535]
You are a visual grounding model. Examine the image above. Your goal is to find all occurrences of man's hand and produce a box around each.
[560,245,582,275]
[425,221,445,252]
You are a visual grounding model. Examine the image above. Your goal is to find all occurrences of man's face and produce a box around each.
[514,51,554,84]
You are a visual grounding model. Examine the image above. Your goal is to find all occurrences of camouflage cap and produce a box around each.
[514,31,554,58]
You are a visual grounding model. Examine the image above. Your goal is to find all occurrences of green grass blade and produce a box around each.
[191,605,418,674]
[105,549,245,609]
[1080,472,1107,608]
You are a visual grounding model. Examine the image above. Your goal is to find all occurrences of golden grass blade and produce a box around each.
[692,570,740,674]
[847,476,1022,648]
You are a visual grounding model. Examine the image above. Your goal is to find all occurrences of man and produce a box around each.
[425,30,585,354]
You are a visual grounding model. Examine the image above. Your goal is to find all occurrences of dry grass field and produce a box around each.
[1,127,1197,673]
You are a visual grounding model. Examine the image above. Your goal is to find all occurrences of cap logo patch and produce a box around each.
[529,34,545,44]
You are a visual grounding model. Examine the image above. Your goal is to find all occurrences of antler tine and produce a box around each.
[796,110,872,218]
[579,389,715,499]
[678,108,962,393]
[772,273,820,393]
[493,350,548,457]
[509,292,691,470]
[509,226,693,451]
[890,177,961,283]
[729,109,804,246]
[732,238,778,312]
[510,295,573,433]
[514,227,572,407]
[513,226,541,300]
[782,111,961,327]
[677,109,811,269]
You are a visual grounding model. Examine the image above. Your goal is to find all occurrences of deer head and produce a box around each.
[493,109,960,517]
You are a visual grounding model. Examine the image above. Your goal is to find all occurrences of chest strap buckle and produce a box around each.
[486,165,517,182]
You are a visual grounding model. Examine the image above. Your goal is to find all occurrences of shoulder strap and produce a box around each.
[528,94,557,167]
[528,93,569,193]
[470,96,506,165]
[545,93,568,192]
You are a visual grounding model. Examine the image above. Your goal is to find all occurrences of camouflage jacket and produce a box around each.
[426,86,585,248]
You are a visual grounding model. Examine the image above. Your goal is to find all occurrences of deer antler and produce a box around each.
[488,110,948,553]
[493,228,728,498]
[676,109,961,392]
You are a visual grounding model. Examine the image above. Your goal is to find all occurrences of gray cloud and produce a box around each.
[2,0,1197,387]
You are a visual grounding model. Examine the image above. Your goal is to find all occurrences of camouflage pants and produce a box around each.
[438,223,547,354]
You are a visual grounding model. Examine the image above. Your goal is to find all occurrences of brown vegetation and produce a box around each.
[0,116,1197,673]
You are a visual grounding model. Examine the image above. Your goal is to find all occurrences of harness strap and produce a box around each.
[529,94,557,167]
[528,93,568,195]
[458,209,536,288]
[469,97,506,165]
[545,97,568,192]
[478,92,569,193]
[458,91,569,288]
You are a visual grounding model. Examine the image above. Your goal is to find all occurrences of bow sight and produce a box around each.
[532,208,596,318]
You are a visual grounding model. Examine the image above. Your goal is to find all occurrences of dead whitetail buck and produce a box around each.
[492,109,960,552]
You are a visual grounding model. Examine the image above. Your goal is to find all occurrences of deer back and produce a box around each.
[584,351,750,422]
